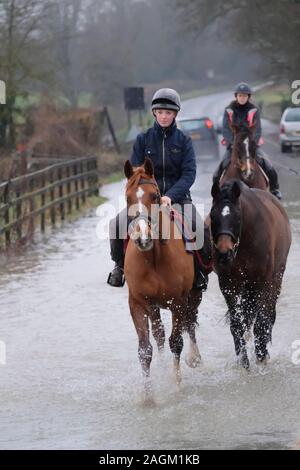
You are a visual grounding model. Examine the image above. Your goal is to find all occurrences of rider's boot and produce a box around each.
[212,149,232,184]
[256,155,282,200]
[107,235,125,287]
[107,259,125,287]
[193,225,212,291]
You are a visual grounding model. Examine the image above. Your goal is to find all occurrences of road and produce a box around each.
[0,90,299,450]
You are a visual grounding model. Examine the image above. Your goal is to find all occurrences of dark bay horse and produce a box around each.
[210,179,291,368]
[221,120,269,190]
[124,158,203,399]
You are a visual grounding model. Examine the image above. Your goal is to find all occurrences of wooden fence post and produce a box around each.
[3,182,10,248]
[28,176,35,237]
[0,156,99,251]
[66,165,72,214]
[93,158,99,196]
[80,161,86,204]
[41,173,46,233]
[74,163,79,210]
[58,167,65,221]
[50,169,56,227]
[16,183,22,240]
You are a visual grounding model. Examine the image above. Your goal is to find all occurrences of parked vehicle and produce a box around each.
[280,107,300,153]
[215,112,223,134]
[177,117,220,161]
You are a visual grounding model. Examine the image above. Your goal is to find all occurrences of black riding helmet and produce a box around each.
[151,88,181,112]
[234,82,252,97]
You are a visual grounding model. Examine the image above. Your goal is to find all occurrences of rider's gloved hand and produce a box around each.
[161,196,172,207]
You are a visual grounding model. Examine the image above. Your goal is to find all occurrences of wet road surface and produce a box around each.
[0,91,299,450]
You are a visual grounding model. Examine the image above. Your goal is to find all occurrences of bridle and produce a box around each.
[127,177,161,237]
[212,200,242,260]
[213,230,241,260]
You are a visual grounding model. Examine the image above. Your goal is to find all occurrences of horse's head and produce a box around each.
[124,158,161,252]
[230,115,258,183]
[210,179,242,265]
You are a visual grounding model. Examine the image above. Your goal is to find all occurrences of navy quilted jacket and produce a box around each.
[130,120,196,203]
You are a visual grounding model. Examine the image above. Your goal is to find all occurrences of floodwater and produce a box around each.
[0,91,299,450]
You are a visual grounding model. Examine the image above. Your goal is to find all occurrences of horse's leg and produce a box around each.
[254,311,272,363]
[129,295,153,401]
[185,288,202,368]
[149,306,165,352]
[254,288,277,364]
[169,304,185,385]
[242,286,258,343]
[230,308,250,369]
[222,286,250,369]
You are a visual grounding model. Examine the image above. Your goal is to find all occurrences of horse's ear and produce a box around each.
[229,113,239,134]
[232,181,241,199]
[231,123,241,137]
[248,122,256,139]
[211,181,220,199]
[144,157,154,177]
[124,160,133,179]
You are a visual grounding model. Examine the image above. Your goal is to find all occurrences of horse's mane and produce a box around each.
[233,125,255,142]
[219,179,243,199]
[125,166,154,192]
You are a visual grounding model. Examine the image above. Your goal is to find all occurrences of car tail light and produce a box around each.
[280,124,285,134]
[205,119,213,129]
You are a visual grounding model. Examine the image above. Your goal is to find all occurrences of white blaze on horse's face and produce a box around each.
[138,218,148,242]
[134,186,153,251]
[243,137,251,177]
[136,186,144,213]
[222,206,230,217]
[136,186,146,239]
[244,137,250,158]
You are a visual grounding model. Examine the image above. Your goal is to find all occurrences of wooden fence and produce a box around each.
[0,156,99,249]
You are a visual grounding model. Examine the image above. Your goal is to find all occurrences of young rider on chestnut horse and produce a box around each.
[108,88,212,289]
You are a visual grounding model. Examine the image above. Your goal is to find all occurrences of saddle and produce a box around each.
[123,207,213,275]
[220,160,270,187]
[170,208,213,274]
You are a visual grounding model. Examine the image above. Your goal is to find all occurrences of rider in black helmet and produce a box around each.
[107,88,212,288]
[213,82,282,199]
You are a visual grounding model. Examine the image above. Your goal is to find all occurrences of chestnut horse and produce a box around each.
[220,121,269,190]
[124,158,203,400]
[210,179,291,368]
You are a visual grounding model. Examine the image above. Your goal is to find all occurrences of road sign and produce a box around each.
[124,87,145,110]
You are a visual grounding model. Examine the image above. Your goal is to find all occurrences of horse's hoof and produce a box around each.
[143,393,156,407]
[293,439,300,450]
[175,374,182,386]
[185,353,201,368]
[244,330,252,343]
[238,353,250,370]
[142,380,155,406]
[256,352,270,367]
[173,371,182,386]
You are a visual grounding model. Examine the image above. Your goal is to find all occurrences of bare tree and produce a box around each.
[175,0,300,81]
[0,0,51,148]
[42,0,83,106]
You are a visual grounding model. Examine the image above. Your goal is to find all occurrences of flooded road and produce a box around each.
[0,91,300,450]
